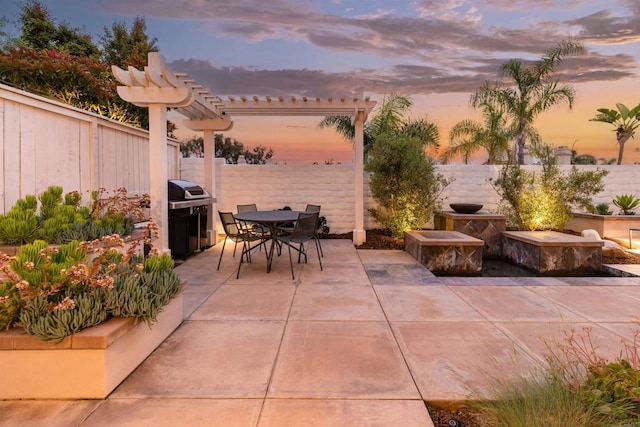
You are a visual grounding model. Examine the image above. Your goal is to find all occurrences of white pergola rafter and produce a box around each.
[113,53,376,254]
[112,55,223,120]
[218,95,373,117]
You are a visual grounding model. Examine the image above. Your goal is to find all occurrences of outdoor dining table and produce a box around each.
[234,210,302,272]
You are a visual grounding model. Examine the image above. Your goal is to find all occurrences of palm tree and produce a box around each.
[319,93,439,157]
[440,101,512,164]
[590,103,640,165]
[472,39,584,164]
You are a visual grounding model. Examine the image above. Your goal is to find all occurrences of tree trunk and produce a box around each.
[617,134,631,165]
[516,121,526,165]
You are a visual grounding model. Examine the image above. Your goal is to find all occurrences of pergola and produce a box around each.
[113,53,376,254]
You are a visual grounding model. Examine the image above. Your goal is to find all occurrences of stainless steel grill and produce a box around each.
[167,180,215,258]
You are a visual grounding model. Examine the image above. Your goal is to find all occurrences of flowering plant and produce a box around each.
[0,211,178,341]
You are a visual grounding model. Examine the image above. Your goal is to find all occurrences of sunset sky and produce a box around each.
[3,0,640,163]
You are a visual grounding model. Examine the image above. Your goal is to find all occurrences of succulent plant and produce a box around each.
[0,208,39,245]
[20,291,108,342]
[594,202,613,215]
[104,270,181,325]
[0,283,22,330]
[0,186,141,245]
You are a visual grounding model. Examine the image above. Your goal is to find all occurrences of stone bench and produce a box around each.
[404,230,484,276]
[502,231,603,276]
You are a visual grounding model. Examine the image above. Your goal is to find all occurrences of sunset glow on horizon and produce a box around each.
[4,1,639,164]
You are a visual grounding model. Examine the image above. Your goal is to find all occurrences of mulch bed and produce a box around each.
[324,229,404,250]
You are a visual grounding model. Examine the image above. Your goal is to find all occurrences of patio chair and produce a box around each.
[237,203,258,213]
[217,211,267,274]
[278,204,325,257]
[275,212,323,280]
[304,204,324,257]
[237,203,270,238]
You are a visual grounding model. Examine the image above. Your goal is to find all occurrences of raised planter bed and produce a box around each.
[405,230,484,276]
[0,291,183,399]
[502,231,603,276]
[566,213,640,245]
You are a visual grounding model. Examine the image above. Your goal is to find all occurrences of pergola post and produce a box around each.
[184,117,234,245]
[148,104,170,254]
[353,109,366,245]
[203,130,216,244]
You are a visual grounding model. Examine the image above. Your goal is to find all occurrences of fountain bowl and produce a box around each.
[450,203,483,214]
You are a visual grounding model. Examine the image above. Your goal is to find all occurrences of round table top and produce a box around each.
[234,210,301,223]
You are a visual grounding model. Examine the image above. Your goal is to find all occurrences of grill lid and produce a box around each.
[168,179,211,201]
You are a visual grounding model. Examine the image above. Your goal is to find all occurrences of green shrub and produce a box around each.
[475,326,640,426]
[581,359,640,422]
[473,374,595,427]
[366,133,450,237]
[491,142,608,230]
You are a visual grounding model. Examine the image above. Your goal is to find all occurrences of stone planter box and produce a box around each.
[405,230,484,276]
[566,213,640,245]
[502,231,603,276]
[0,291,183,399]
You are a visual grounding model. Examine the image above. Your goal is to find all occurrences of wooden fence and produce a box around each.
[0,83,179,211]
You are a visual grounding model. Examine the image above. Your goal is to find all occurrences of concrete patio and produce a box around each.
[2,239,640,426]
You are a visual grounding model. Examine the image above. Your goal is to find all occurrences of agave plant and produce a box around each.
[613,194,640,215]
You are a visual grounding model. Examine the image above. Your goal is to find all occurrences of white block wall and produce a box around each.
[180,158,640,233]
[181,158,358,233]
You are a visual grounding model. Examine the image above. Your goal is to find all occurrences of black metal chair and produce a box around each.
[275,212,323,280]
[217,211,267,277]
[237,203,270,238]
[303,204,324,257]
[278,204,325,257]
[237,203,258,213]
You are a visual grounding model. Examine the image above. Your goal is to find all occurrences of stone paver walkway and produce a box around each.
[2,239,640,426]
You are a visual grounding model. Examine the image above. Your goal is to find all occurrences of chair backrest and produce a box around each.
[218,211,240,236]
[293,212,319,240]
[305,204,321,213]
[237,204,258,213]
